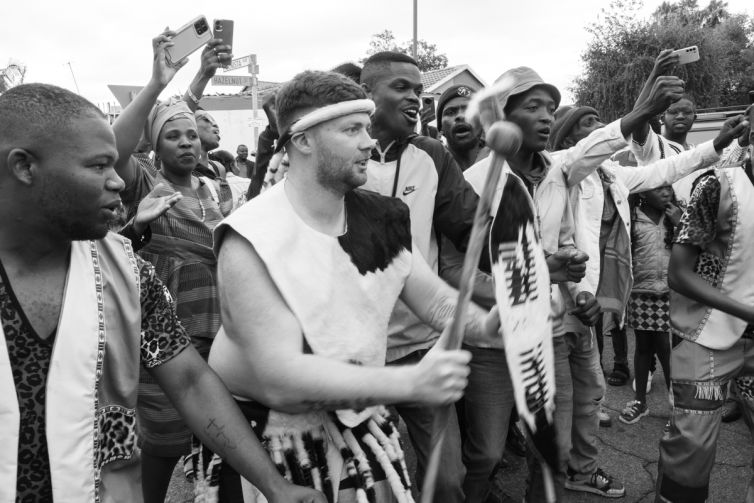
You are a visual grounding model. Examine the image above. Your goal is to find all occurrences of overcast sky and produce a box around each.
[2,0,752,107]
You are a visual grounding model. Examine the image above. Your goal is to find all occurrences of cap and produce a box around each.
[494,67,561,113]
[549,106,599,151]
[436,85,477,124]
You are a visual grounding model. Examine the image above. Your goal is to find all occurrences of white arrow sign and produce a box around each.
[212,75,255,87]
[224,55,252,72]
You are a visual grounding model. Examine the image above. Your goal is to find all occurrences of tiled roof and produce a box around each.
[421,66,462,90]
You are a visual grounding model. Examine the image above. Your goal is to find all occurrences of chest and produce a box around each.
[2,264,67,340]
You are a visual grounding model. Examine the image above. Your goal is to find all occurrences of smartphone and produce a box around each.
[421,96,436,126]
[672,45,700,65]
[213,19,234,48]
[165,16,212,65]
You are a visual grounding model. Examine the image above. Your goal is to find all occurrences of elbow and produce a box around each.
[667,260,691,297]
[253,379,312,415]
[667,268,681,292]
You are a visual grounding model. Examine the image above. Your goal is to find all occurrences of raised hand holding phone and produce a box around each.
[671,45,700,65]
[152,29,188,86]
[213,19,234,68]
[165,15,212,66]
[199,39,233,78]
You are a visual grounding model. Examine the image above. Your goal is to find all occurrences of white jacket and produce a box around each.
[562,140,721,333]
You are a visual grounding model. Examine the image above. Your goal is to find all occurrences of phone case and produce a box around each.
[165,15,212,65]
[213,19,234,49]
[673,46,699,65]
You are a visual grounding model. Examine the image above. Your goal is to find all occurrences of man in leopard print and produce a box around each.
[659,112,753,503]
[0,79,326,502]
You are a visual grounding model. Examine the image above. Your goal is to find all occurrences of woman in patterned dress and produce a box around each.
[110,30,240,501]
[620,186,681,424]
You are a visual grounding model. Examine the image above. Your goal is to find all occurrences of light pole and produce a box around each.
[412,0,418,59]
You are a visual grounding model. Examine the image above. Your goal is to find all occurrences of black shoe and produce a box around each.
[506,422,527,457]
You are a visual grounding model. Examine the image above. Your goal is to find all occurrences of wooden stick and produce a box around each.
[418,84,518,502]
[419,150,506,503]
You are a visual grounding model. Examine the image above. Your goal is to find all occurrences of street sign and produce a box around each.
[225,55,252,72]
[212,75,255,87]
[247,117,266,128]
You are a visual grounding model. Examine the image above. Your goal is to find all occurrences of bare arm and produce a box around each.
[149,347,325,503]
[182,39,232,112]
[621,75,685,142]
[631,50,679,145]
[213,230,470,413]
[112,31,188,187]
[669,244,754,324]
[400,241,501,349]
[439,235,496,309]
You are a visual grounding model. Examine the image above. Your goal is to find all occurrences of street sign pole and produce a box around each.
[249,55,259,151]
[214,53,262,151]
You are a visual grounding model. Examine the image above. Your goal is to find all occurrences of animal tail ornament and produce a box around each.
[489,174,559,479]
[186,406,411,502]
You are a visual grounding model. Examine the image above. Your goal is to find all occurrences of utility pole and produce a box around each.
[67,62,80,94]
[412,0,418,59]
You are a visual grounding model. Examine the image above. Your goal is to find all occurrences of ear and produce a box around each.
[6,148,36,186]
[361,82,373,99]
[290,131,313,155]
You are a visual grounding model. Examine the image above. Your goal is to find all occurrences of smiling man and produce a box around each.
[359,51,481,502]
[208,69,501,502]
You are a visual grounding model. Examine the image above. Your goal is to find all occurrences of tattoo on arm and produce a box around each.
[205,418,237,451]
[427,295,457,331]
[427,294,485,339]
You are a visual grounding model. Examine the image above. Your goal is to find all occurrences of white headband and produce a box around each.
[290,99,375,134]
[276,99,376,153]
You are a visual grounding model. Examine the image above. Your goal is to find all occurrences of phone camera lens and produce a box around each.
[214,21,222,31]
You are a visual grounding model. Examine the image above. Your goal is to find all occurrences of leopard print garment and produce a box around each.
[1,255,190,499]
[674,173,720,252]
[0,266,54,502]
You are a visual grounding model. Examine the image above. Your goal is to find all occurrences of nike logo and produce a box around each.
[402,186,416,196]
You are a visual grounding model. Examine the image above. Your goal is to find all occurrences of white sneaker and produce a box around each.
[598,406,612,427]
[632,371,653,393]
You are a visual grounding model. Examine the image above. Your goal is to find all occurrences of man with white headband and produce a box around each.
[207,70,502,502]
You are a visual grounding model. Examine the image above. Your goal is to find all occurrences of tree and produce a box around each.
[571,0,754,121]
[361,30,449,72]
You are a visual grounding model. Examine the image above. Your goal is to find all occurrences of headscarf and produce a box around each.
[146,98,196,149]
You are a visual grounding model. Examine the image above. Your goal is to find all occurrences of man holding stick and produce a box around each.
[208,70,501,502]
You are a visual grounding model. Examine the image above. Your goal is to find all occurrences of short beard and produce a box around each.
[37,180,110,241]
[315,146,361,194]
[447,135,480,153]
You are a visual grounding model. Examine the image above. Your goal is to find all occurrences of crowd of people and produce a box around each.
[0,26,752,503]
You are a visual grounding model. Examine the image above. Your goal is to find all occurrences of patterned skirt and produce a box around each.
[627,292,670,332]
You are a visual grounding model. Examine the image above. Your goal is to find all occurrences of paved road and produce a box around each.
[492,334,753,502]
[166,333,753,502]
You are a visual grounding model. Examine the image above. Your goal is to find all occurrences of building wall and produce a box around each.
[204,108,269,153]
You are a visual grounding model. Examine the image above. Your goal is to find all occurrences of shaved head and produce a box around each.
[0,83,105,161]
